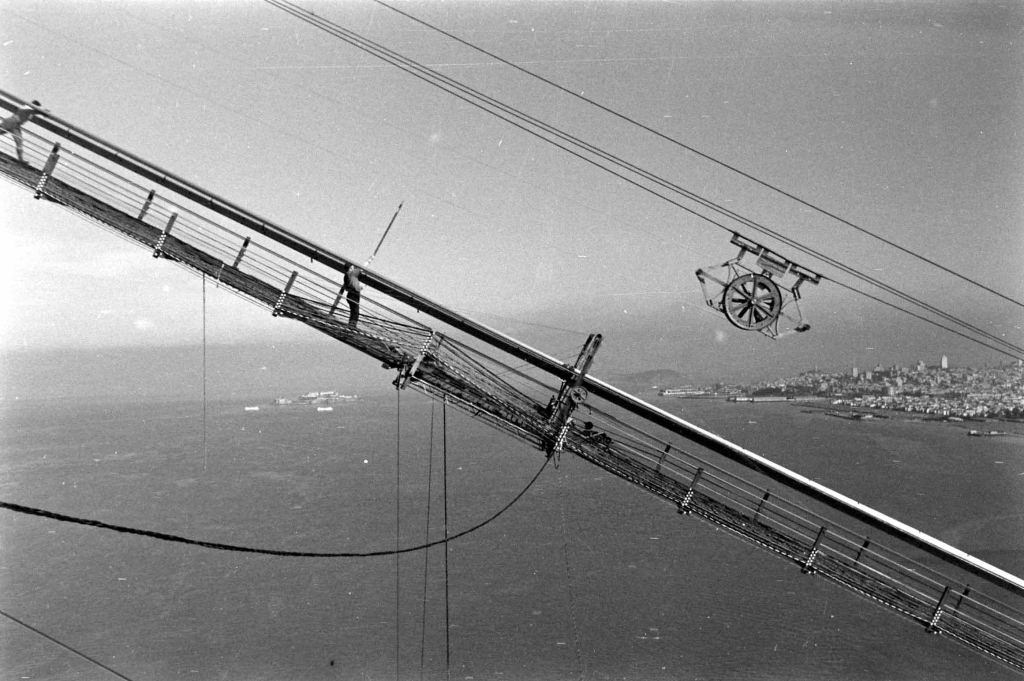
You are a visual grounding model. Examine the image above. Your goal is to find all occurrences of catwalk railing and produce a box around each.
[2,93,1023,673]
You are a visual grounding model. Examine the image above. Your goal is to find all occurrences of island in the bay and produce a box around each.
[272,390,358,406]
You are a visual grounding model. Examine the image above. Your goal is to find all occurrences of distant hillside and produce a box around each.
[609,368,688,395]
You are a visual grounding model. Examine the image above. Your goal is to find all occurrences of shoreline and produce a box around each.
[790,400,1024,436]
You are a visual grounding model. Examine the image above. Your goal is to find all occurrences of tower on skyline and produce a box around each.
[941,354,949,370]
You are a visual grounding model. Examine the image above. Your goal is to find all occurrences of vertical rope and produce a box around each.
[559,472,585,680]
[442,399,451,681]
[202,273,208,471]
[395,386,401,681]
[419,403,436,681]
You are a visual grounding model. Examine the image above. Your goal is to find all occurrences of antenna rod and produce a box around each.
[366,202,404,266]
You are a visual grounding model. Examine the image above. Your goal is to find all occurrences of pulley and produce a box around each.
[722,273,783,331]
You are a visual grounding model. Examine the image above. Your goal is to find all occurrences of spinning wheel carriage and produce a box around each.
[696,233,821,339]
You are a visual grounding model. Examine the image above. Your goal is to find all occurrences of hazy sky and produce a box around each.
[1,0,1022,383]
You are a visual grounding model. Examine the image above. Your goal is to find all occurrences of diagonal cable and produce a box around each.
[370,0,1024,312]
[265,0,1023,359]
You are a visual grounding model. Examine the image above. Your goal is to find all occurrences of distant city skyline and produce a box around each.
[652,355,1024,420]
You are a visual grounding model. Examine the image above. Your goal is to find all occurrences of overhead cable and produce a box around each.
[0,608,135,681]
[266,2,1015,357]
[264,0,1023,360]
[370,0,1024,312]
[7,111,1019,362]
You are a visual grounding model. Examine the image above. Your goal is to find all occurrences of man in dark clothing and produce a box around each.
[340,264,364,328]
[1,100,43,163]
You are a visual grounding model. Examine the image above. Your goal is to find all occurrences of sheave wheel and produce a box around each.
[722,273,782,331]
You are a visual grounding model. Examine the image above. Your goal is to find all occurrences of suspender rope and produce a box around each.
[395,385,402,681]
[202,273,208,471]
[418,403,436,681]
[560,476,585,680]
[443,399,452,681]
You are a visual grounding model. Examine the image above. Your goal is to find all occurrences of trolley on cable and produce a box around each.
[696,233,822,339]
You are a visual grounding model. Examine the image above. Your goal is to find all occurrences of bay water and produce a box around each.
[2,392,1022,680]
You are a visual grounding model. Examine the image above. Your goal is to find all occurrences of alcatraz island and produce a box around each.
[656,357,1024,423]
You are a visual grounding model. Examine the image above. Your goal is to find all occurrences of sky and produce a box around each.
[1,0,1022,389]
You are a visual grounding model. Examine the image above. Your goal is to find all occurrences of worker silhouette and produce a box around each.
[580,420,612,447]
[340,264,364,328]
[1,100,43,164]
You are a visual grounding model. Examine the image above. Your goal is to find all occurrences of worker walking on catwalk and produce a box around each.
[340,263,364,329]
[1,100,43,164]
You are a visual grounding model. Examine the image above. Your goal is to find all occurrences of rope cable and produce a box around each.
[559,474,586,680]
[85,100,1024,360]
[11,13,1022,364]
[0,451,549,558]
[370,0,1024,311]
[202,273,208,471]
[26,143,1020,365]
[0,608,136,681]
[18,37,1022,361]
[419,402,436,681]
[443,398,452,681]
[395,385,402,681]
[265,0,1023,359]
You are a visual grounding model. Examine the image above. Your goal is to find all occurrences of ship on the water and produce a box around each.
[728,395,795,402]
[274,390,358,406]
[659,385,744,399]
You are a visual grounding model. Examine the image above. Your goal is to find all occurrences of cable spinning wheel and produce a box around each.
[696,233,821,339]
[722,273,782,331]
